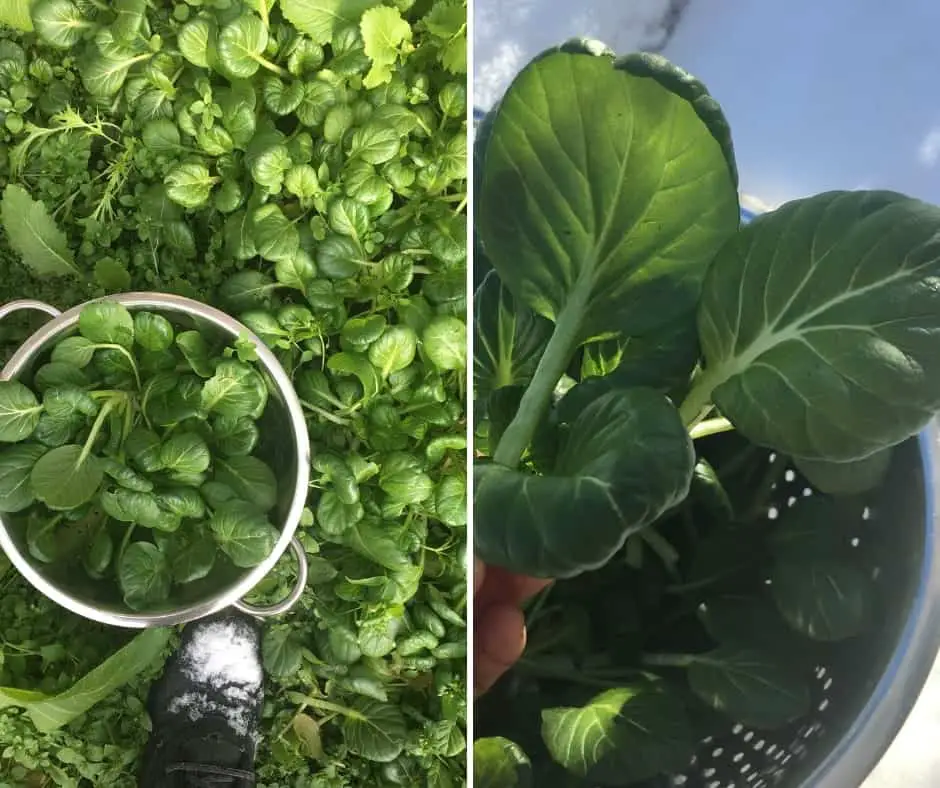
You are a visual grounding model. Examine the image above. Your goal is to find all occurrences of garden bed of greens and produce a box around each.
[0,0,467,786]
[473,41,940,786]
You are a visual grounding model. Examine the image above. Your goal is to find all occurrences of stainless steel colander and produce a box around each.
[662,428,940,788]
[0,293,311,628]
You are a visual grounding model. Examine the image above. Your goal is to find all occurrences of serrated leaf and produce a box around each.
[360,6,412,89]
[1,185,78,277]
[281,0,382,45]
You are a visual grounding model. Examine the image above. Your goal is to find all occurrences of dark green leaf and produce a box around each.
[475,389,694,577]
[0,380,42,441]
[210,500,278,567]
[686,646,810,729]
[771,559,872,641]
[79,301,134,349]
[695,190,940,461]
[480,44,738,344]
[541,684,695,784]
[0,443,45,512]
[474,270,551,399]
[30,445,103,510]
[474,737,532,788]
[119,542,171,610]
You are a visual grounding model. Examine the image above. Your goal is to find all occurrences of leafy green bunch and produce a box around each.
[0,299,280,611]
[473,40,940,786]
[0,0,467,784]
[0,0,466,350]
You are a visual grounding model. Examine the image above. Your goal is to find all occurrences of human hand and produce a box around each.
[474,558,551,696]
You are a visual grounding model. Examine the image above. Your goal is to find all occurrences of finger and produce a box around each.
[483,565,553,606]
[475,603,526,696]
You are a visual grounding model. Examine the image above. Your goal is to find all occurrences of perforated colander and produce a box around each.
[659,427,940,788]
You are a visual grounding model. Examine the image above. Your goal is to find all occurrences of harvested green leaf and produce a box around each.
[1,184,78,277]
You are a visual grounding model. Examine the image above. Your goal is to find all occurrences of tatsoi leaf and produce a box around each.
[0,0,32,32]
[435,474,466,527]
[349,122,401,165]
[368,325,417,377]
[262,77,305,116]
[165,163,217,209]
[217,13,268,78]
[474,270,551,399]
[112,0,145,43]
[0,444,45,512]
[215,455,278,511]
[479,46,738,345]
[212,416,259,457]
[475,738,532,788]
[293,714,324,759]
[156,487,206,519]
[165,530,216,583]
[0,381,42,442]
[329,197,370,241]
[541,685,694,784]
[282,0,382,44]
[327,353,380,401]
[475,389,694,577]
[102,488,170,529]
[119,542,171,610]
[202,360,268,419]
[423,316,466,370]
[31,0,88,48]
[317,491,364,536]
[34,362,88,392]
[126,427,163,472]
[694,191,940,460]
[795,448,893,495]
[285,165,320,202]
[79,301,135,349]
[360,6,412,89]
[101,460,153,492]
[342,698,407,762]
[160,432,211,475]
[141,118,180,153]
[30,445,104,510]
[177,17,212,68]
[686,647,810,729]
[772,560,872,641]
[82,51,151,97]
[1,184,78,277]
[51,337,96,368]
[133,312,174,352]
[263,627,303,678]
[0,629,170,732]
[176,330,215,377]
[209,500,278,567]
[317,235,361,279]
[344,519,408,570]
[252,204,300,262]
[251,144,292,191]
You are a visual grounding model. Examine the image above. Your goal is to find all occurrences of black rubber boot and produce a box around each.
[139,612,263,787]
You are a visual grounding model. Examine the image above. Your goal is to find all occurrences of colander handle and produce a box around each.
[232,537,308,618]
[0,300,62,321]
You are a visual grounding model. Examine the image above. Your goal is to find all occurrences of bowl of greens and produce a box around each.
[473,40,940,788]
[0,292,310,629]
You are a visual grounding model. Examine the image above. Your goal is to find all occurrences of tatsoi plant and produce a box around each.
[473,41,940,785]
[0,0,467,784]
[0,300,279,611]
